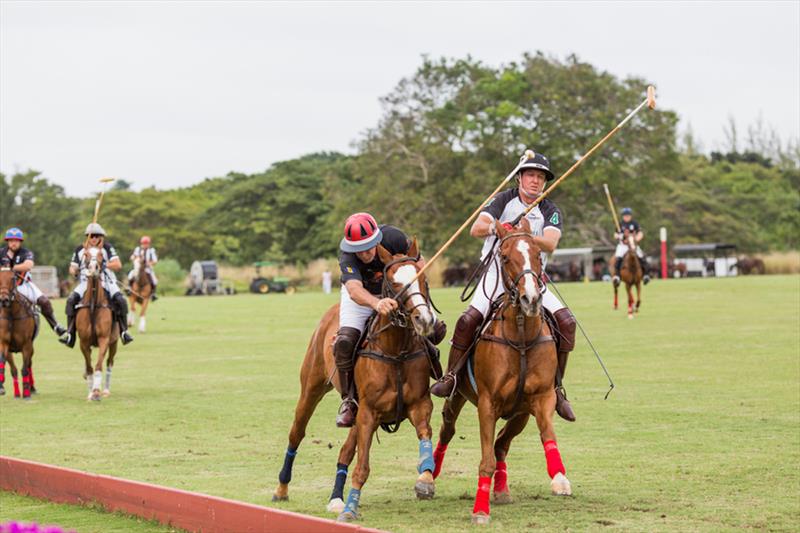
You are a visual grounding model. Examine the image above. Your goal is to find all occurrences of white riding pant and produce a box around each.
[128,267,158,284]
[16,280,43,303]
[614,243,644,258]
[74,271,121,299]
[469,258,565,319]
[338,285,438,333]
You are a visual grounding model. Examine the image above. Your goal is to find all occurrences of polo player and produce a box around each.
[430,150,578,422]
[60,223,134,347]
[334,212,446,428]
[127,235,159,301]
[612,207,651,285]
[1,227,67,338]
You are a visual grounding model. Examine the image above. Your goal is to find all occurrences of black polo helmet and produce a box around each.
[516,149,555,181]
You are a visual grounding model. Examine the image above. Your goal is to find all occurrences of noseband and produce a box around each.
[497,232,544,308]
[381,255,432,329]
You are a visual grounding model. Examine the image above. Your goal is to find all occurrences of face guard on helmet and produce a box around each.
[3,227,24,242]
[85,223,106,237]
[340,212,383,253]
[517,149,555,181]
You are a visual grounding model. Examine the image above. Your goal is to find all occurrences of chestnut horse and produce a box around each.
[273,239,438,522]
[433,219,572,525]
[0,261,37,399]
[77,246,119,401]
[128,252,153,333]
[614,233,642,318]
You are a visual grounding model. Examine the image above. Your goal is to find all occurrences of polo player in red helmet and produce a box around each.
[334,212,446,427]
[127,236,159,300]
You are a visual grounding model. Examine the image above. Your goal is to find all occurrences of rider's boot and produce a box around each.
[639,256,651,284]
[113,293,134,345]
[430,306,484,398]
[612,257,623,286]
[334,327,361,428]
[151,283,158,301]
[59,292,80,348]
[425,320,447,379]
[553,308,577,422]
[36,296,67,336]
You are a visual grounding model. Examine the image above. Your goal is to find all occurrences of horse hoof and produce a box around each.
[326,498,345,513]
[471,512,491,525]
[271,494,288,502]
[627,314,634,320]
[414,480,435,500]
[492,491,513,505]
[337,510,359,522]
[102,389,111,398]
[0,387,5,396]
[550,472,572,496]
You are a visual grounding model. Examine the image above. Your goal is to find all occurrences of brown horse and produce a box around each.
[614,233,642,318]
[128,252,153,333]
[0,261,37,399]
[273,239,438,522]
[77,245,119,401]
[433,219,572,525]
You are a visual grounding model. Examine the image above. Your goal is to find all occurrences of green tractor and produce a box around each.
[250,261,295,295]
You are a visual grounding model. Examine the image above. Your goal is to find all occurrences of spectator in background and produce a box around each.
[322,269,332,294]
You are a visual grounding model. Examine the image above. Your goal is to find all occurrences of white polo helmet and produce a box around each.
[85,223,106,236]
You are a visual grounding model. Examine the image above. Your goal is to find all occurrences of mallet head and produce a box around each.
[646,85,656,110]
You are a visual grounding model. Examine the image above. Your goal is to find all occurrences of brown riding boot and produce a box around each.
[430,306,484,398]
[553,308,577,422]
[333,327,361,428]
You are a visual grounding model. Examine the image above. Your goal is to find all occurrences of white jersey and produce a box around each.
[479,187,563,269]
[71,243,119,282]
[131,246,158,263]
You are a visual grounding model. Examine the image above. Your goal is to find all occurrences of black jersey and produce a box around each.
[339,225,410,295]
[618,220,641,241]
[0,246,34,282]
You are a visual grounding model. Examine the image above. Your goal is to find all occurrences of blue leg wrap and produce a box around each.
[331,462,348,501]
[342,487,361,515]
[418,439,435,474]
[278,447,297,484]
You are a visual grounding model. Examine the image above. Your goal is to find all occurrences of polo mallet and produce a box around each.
[509,85,657,226]
[84,177,115,248]
[603,183,622,234]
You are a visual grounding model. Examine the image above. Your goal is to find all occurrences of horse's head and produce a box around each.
[495,218,544,317]
[627,233,636,250]
[0,259,15,308]
[84,246,104,278]
[377,238,436,337]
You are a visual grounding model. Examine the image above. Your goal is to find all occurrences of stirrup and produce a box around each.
[121,331,134,345]
[430,372,457,399]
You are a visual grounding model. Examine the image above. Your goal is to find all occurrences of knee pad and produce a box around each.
[553,308,576,352]
[37,296,54,315]
[65,293,80,316]
[333,327,360,370]
[450,306,484,351]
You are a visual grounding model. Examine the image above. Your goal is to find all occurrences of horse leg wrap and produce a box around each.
[330,463,348,501]
[105,367,112,390]
[13,378,20,397]
[22,374,31,398]
[92,370,102,391]
[472,475,491,515]
[432,441,447,479]
[0,357,5,385]
[342,487,361,516]
[278,447,298,485]
[493,461,508,494]
[418,439,434,474]
[543,440,565,478]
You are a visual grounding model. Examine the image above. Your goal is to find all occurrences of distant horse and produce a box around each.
[77,246,119,401]
[128,252,153,333]
[273,239,438,522]
[614,233,642,318]
[0,260,37,399]
[732,257,766,275]
[433,219,571,525]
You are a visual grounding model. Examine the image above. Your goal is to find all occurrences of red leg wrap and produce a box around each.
[13,378,20,397]
[432,442,447,479]
[543,440,565,478]
[29,368,34,388]
[493,461,508,493]
[472,475,491,515]
[0,362,5,384]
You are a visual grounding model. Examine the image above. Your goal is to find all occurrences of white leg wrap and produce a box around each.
[92,370,102,391]
[105,367,112,390]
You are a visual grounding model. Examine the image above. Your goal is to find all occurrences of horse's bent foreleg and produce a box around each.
[326,426,357,514]
[407,398,435,500]
[21,343,33,399]
[472,397,498,524]
[636,282,642,312]
[434,392,467,479]
[613,283,619,310]
[338,407,378,522]
[531,392,571,496]
[492,413,531,504]
[273,379,329,502]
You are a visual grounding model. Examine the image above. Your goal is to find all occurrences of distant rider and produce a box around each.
[612,207,651,285]
[127,235,159,301]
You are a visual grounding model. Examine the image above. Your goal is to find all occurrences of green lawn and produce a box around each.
[1,276,799,532]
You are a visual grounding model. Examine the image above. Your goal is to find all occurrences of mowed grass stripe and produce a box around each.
[1,276,798,532]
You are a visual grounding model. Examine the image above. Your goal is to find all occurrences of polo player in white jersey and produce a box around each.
[430,150,577,422]
[127,235,159,301]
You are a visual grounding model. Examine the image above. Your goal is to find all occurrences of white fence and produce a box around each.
[29,266,60,298]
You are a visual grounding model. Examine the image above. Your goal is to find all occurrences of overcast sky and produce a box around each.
[1,1,798,197]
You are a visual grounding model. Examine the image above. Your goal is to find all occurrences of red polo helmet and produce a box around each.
[340,213,382,253]
[140,236,151,245]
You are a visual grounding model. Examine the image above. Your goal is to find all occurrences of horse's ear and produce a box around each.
[377,245,392,265]
[408,237,419,259]
[495,219,507,238]
[519,217,532,233]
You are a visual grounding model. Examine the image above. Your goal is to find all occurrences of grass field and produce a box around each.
[1,275,799,532]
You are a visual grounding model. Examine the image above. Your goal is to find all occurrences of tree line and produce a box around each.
[2,53,797,276]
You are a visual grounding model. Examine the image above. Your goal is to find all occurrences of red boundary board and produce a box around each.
[0,456,385,533]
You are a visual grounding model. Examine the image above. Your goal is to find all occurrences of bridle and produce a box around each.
[497,232,545,310]
[0,265,17,309]
[379,255,433,331]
